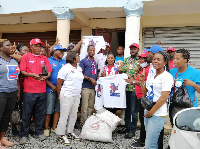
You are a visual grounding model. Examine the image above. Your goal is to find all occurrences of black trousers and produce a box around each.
[138,98,146,143]
[21,92,46,137]
[0,91,17,132]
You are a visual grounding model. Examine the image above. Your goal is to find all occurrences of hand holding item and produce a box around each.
[144,111,153,118]
[117,66,122,73]
[183,79,195,86]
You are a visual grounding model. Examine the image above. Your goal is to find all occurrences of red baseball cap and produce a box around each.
[30,38,45,46]
[138,49,148,58]
[129,43,140,50]
[167,47,175,52]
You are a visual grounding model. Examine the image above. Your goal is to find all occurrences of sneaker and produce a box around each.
[117,127,129,134]
[58,135,70,146]
[130,141,145,148]
[50,128,56,133]
[67,133,80,141]
[37,134,46,141]
[124,132,135,139]
[44,130,50,137]
[19,137,28,144]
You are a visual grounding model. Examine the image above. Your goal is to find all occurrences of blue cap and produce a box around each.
[146,45,163,53]
[53,45,67,51]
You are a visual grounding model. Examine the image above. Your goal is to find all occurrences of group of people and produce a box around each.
[0,37,200,149]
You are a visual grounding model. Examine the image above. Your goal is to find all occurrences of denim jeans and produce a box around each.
[125,91,138,133]
[144,113,167,149]
[46,92,60,114]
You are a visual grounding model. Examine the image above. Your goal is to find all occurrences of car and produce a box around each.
[168,107,200,149]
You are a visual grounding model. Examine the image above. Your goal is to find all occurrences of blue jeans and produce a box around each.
[46,92,60,114]
[144,113,167,149]
[125,91,138,133]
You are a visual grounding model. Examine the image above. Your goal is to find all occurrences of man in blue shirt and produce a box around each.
[115,45,124,66]
[79,45,97,125]
[44,45,67,137]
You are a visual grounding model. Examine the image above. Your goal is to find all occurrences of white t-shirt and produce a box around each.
[80,36,105,60]
[146,71,173,116]
[95,53,107,70]
[95,74,128,109]
[57,63,84,97]
[146,63,156,85]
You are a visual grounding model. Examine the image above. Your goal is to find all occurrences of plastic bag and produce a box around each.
[172,83,193,108]
[80,115,112,142]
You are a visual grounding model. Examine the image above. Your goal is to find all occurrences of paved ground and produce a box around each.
[5,126,170,149]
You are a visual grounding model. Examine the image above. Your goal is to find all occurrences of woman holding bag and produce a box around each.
[170,49,200,123]
[139,51,173,149]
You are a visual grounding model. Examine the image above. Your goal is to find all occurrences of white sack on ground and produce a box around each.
[80,115,112,142]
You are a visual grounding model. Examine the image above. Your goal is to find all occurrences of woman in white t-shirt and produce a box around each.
[56,51,84,146]
[100,53,119,77]
[139,51,173,149]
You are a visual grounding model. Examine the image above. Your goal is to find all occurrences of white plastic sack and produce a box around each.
[80,115,112,142]
[96,109,121,132]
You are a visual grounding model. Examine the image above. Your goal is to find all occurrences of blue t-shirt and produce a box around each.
[46,56,66,92]
[79,56,97,89]
[170,66,200,107]
[115,56,124,62]
[0,56,20,93]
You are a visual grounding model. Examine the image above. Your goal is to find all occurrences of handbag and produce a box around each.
[10,101,21,125]
[171,69,194,108]
[140,97,155,111]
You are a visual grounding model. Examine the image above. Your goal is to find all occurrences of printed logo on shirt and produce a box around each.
[97,84,101,98]
[110,83,120,97]
[29,60,34,63]
[6,65,20,80]
[62,64,66,67]
[52,63,57,66]
[40,61,44,64]
[147,85,154,101]
[70,70,75,73]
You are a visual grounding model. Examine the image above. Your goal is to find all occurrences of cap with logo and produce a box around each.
[53,44,67,52]
[167,47,175,52]
[129,43,140,50]
[30,38,45,46]
[138,49,148,57]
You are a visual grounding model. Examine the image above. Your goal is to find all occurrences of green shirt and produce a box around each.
[122,56,140,91]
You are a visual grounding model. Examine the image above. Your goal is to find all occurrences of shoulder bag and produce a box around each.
[171,69,194,108]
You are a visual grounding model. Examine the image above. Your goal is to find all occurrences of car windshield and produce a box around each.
[175,109,200,132]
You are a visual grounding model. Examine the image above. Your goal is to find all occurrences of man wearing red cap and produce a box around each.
[167,47,175,69]
[19,38,52,144]
[117,43,140,139]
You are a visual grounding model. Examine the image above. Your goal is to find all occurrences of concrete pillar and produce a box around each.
[81,27,92,37]
[52,7,74,48]
[123,0,143,58]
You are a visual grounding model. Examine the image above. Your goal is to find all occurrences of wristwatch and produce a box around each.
[88,77,90,81]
